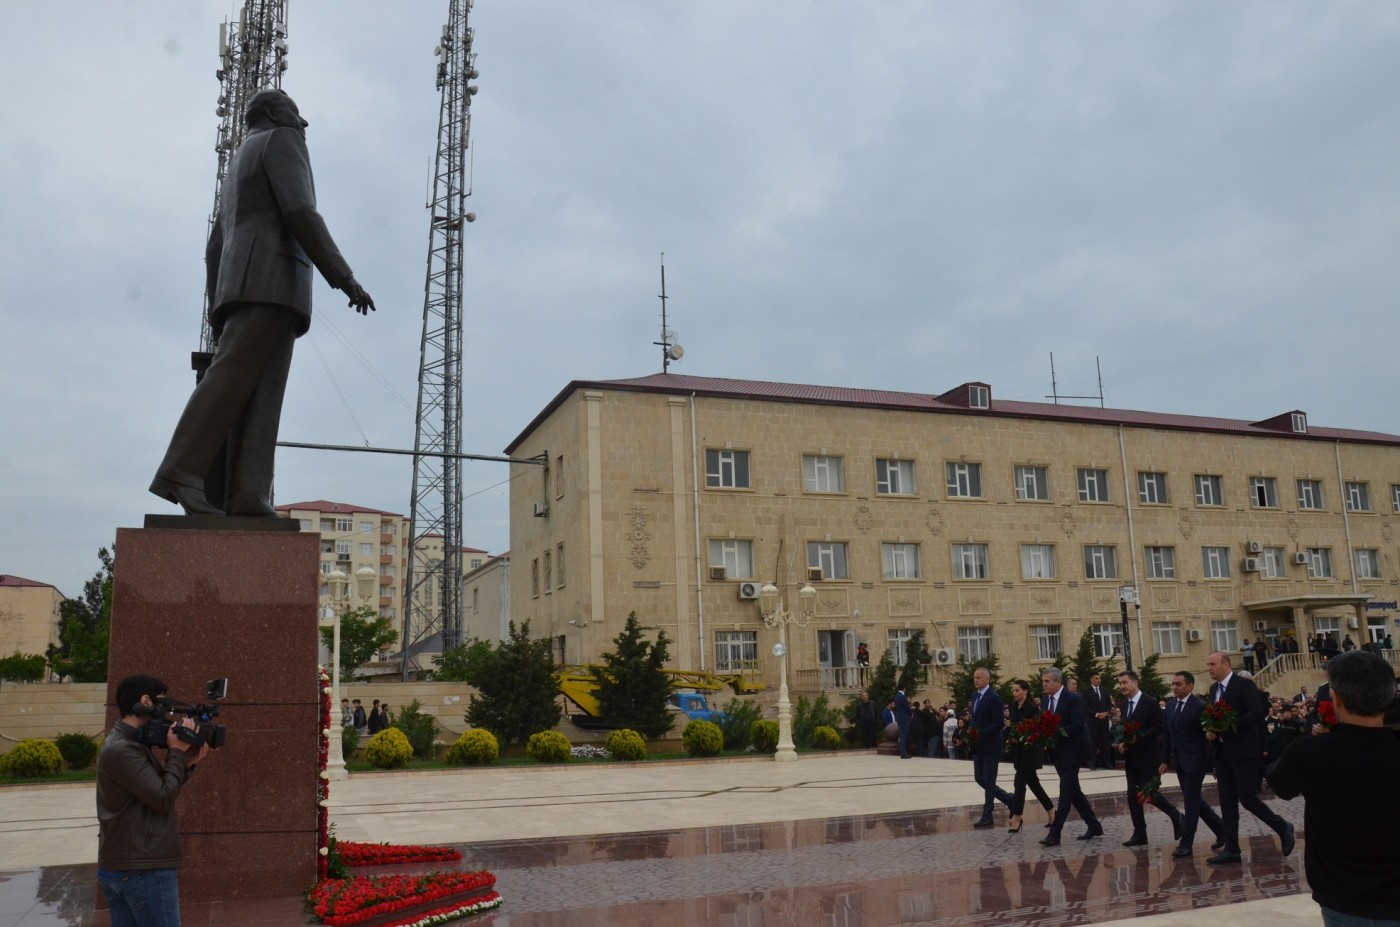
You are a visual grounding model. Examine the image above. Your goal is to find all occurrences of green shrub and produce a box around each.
[390,699,439,758]
[445,729,500,766]
[793,692,845,748]
[681,719,723,757]
[810,725,841,750]
[363,728,413,769]
[341,725,361,759]
[54,733,99,770]
[525,730,572,763]
[716,699,763,751]
[751,719,779,752]
[604,728,647,761]
[0,738,64,778]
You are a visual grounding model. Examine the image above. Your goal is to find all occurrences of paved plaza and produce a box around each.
[0,753,1321,926]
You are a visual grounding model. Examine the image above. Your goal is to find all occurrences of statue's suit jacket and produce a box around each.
[205,124,352,338]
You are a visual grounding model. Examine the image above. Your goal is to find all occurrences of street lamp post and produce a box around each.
[324,565,378,780]
[759,581,817,762]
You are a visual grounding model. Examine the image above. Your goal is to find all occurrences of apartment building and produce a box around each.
[0,574,66,660]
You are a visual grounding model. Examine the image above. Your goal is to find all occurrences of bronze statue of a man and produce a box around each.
[151,89,374,516]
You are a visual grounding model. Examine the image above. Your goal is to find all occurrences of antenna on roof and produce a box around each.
[1046,353,1105,408]
[653,253,684,373]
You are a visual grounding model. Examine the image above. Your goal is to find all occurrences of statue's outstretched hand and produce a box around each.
[343,276,375,315]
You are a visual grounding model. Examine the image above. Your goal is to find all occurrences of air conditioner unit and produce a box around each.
[1293,552,1310,565]
[532,501,548,517]
[1243,557,1260,573]
[738,581,762,600]
[1253,621,1268,631]
[807,567,824,582]
[933,647,955,666]
[708,566,727,581]
[1247,540,1263,554]
[1187,629,1205,642]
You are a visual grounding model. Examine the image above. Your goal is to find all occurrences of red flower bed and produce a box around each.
[339,843,463,867]
[310,871,498,927]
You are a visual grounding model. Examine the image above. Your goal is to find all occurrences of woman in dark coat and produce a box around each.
[1005,679,1055,832]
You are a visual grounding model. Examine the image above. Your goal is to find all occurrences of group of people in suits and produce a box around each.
[960,654,1295,865]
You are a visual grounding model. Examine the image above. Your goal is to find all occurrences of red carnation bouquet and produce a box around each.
[1316,699,1338,732]
[1136,774,1162,808]
[1201,701,1238,737]
[1011,711,1063,749]
[1113,720,1142,746]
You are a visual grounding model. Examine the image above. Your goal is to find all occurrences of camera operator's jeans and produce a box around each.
[98,867,181,927]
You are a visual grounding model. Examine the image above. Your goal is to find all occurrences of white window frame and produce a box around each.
[1345,481,1371,512]
[1144,546,1176,580]
[1211,620,1239,653]
[556,543,566,587]
[881,543,922,580]
[887,628,913,665]
[1092,623,1123,658]
[952,543,989,580]
[1138,471,1169,505]
[957,626,992,661]
[709,539,755,580]
[1077,468,1110,503]
[1261,547,1287,578]
[1201,546,1232,579]
[543,550,552,592]
[1020,544,1057,580]
[802,454,845,493]
[808,541,850,580]
[336,518,353,532]
[1297,479,1325,511]
[1392,484,1400,514]
[945,461,983,499]
[1355,548,1381,580]
[1250,476,1279,508]
[1029,624,1062,661]
[875,458,916,496]
[1014,465,1050,501]
[359,542,374,556]
[706,448,752,489]
[1083,545,1118,580]
[1306,547,1333,579]
[1153,621,1185,655]
[1194,474,1223,507]
[531,559,540,598]
[359,521,375,535]
[714,630,759,672]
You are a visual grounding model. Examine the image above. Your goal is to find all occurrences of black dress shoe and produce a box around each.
[973,817,995,829]
[150,476,222,516]
[1280,822,1296,857]
[1039,834,1061,847]
[1122,836,1149,847]
[1210,839,1225,851]
[1171,846,1193,858]
[1206,851,1242,865]
[1076,825,1104,840]
[1171,815,1183,842]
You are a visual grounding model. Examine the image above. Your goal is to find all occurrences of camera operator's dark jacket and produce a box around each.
[96,721,192,871]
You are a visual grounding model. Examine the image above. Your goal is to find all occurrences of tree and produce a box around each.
[1026,651,1074,701]
[319,606,397,680]
[589,612,675,739]
[464,620,560,746]
[1135,652,1169,699]
[0,652,46,683]
[945,652,1010,710]
[1068,627,1117,692]
[48,547,113,682]
[865,649,899,712]
[894,629,929,699]
[433,639,494,684]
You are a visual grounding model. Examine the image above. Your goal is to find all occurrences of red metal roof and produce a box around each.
[0,574,57,589]
[275,500,404,517]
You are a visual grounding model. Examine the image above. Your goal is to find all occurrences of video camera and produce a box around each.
[134,678,229,750]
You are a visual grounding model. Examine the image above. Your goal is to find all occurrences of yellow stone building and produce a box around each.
[0,574,66,663]
[506,373,1400,699]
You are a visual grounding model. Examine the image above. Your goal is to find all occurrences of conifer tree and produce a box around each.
[590,612,675,738]
[464,620,561,745]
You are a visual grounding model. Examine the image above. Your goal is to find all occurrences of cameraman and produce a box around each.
[96,674,212,927]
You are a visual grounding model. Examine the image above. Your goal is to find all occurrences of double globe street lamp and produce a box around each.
[323,565,377,780]
[758,581,817,762]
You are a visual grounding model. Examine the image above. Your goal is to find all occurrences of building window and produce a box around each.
[1083,545,1118,580]
[887,628,913,665]
[1261,547,1287,578]
[875,458,916,496]
[335,541,351,560]
[952,543,989,580]
[383,522,397,536]
[1144,546,1176,580]
[359,542,374,556]
[1092,623,1123,658]
[1249,476,1279,508]
[359,521,374,534]
[946,461,983,498]
[320,561,334,575]
[1020,544,1057,580]
[1201,546,1232,579]
[957,626,992,661]
[379,564,395,578]
[968,384,990,408]
[1153,621,1185,655]
[1355,548,1381,580]
[1306,547,1333,579]
[1077,468,1110,503]
[531,559,540,597]
[803,455,846,493]
[336,518,353,532]
[705,449,751,489]
[1211,620,1239,653]
[556,454,565,498]
[1029,624,1062,661]
[714,630,758,672]
[1393,484,1400,514]
[1138,472,1169,505]
[1297,479,1325,511]
[808,542,850,580]
[556,543,566,587]
[542,550,552,592]
[1345,481,1371,512]
[1194,474,1223,507]
[470,558,483,569]
[1291,412,1307,433]
[299,518,313,531]
[881,543,922,580]
[709,539,754,579]
[320,518,335,532]
[1014,465,1050,501]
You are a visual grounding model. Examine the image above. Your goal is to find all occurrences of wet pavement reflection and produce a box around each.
[8,788,1305,926]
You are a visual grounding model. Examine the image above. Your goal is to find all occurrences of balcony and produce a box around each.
[381,554,394,564]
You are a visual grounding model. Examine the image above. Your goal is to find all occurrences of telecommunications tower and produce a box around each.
[402,0,480,677]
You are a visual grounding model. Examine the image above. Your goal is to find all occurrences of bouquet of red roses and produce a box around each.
[1201,701,1238,736]
[1113,720,1142,746]
[964,725,981,750]
[1136,774,1162,808]
[1315,699,1338,732]
[1011,711,1063,749]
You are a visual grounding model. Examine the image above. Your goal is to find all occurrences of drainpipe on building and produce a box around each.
[690,394,706,671]
[1118,426,1146,659]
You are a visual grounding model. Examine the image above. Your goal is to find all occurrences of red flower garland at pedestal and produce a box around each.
[339,843,463,867]
[309,871,499,926]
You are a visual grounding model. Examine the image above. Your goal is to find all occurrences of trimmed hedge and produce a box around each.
[525,730,572,763]
[810,725,841,750]
[604,729,647,761]
[0,739,64,778]
[445,729,500,766]
[364,728,414,769]
[682,719,723,757]
[55,733,99,770]
[751,720,779,753]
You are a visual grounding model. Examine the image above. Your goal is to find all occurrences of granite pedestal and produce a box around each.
[107,523,321,903]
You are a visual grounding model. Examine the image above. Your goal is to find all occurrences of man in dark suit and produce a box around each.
[151,89,375,517]
[1113,671,1183,847]
[1159,670,1224,857]
[1082,672,1114,770]
[969,667,1014,826]
[1038,667,1104,846]
[1203,651,1294,865]
[894,684,912,758]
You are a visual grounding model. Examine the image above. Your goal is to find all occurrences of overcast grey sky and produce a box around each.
[2,2,1398,598]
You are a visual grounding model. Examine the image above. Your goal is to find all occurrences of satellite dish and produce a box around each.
[667,344,684,361]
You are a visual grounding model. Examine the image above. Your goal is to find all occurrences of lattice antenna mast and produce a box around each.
[652,254,684,373]
[199,1,291,355]
[402,0,479,678]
